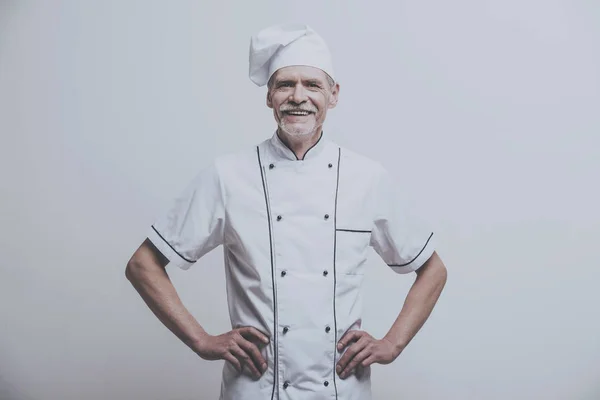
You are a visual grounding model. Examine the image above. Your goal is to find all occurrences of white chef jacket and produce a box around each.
[146,131,435,400]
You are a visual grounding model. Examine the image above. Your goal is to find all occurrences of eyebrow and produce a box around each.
[275,78,324,86]
[304,79,323,85]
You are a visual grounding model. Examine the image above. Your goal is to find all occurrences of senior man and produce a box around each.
[126,23,447,400]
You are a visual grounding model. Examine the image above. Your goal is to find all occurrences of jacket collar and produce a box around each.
[269,129,326,161]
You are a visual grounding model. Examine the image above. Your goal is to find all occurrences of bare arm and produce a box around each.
[335,251,447,378]
[383,251,447,354]
[125,239,209,352]
[125,239,270,378]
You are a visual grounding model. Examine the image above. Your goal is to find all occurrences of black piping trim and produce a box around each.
[336,229,372,233]
[332,147,341,399]
[257,146,278,400]
[388,232,434,267]
[276,129,323,160]
[151,225,195,263]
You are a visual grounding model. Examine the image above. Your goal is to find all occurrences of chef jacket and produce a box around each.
[146,131,436,400]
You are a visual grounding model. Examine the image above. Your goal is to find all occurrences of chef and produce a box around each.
[126,23,447,400]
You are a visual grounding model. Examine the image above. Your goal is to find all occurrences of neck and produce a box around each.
[277,128,323,160]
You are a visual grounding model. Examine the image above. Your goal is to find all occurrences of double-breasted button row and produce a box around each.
[268,163,334,169]
[280,325,331,334]
[282,380,330,389]
[275,214,329,221]
[280,270,329,278]
[279,323,333,390]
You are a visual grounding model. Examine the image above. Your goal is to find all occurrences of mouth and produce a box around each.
[282,110,314,117]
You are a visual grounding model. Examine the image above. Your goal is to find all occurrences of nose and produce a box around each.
[289,83,308,104]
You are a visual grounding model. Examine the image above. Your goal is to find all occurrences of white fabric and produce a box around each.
[147,131,436,400]
[249,23,335,87]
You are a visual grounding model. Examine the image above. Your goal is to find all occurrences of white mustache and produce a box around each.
[280,107,316,113]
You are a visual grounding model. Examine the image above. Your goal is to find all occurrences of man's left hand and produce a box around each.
[336,331,399,379]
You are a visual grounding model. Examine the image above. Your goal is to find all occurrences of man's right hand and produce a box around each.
[195,327,270,379]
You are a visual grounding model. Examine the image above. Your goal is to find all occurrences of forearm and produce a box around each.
[126,248,208,353]
[383,252,447,355]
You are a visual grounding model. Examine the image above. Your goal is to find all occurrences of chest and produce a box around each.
[222,151,376,276]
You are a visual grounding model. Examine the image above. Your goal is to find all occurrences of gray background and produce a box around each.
[1,0,599,399]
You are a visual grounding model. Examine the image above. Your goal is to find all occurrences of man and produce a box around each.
[126,23,447,400]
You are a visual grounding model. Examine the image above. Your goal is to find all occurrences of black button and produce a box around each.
[328,163,333,168]
[324,381,329,387]
[324,214,329,220]
[283,326,289,334]
[325,326,331,333]
[277,215,282,221]
[269,163,274,169]
[323,270,328,276]
[283,381,290,389]
[281,270,287,277]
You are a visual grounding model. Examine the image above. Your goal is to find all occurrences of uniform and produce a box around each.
[147,131,435,399]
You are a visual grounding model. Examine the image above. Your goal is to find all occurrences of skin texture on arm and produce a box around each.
[125,239,209,352]
[382,251,447,353]
[336,251,447,378]
[125,239,270,378]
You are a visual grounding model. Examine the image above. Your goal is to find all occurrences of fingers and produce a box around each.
[337,335,369,378]
[340,346,370,379]
[360,355,376,369]
[217,327,271,379]
[223,352,242,373]
[337,330,362,352]
[240,326,270,345]
[237,335,267,374]
[229,343,263,378]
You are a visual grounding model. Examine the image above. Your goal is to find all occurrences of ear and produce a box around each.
[266,90,273,109]
[328,82,340,109]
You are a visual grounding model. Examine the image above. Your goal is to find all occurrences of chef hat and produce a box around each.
[249,23,335,87]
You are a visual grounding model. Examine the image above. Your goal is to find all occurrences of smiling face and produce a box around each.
[266,65,339,139]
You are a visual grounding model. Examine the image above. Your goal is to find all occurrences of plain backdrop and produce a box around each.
[1,1,599,399]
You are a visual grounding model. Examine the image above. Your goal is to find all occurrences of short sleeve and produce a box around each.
[146,161,226,270]
[369,165,435,274]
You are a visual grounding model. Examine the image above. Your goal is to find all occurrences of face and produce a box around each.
[267,65,339,139]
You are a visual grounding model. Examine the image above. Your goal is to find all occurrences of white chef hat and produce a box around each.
[249,23,335,87]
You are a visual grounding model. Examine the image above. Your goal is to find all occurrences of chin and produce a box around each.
[280,123,318,138]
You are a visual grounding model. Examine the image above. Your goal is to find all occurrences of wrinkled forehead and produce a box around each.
[271,65,330,84]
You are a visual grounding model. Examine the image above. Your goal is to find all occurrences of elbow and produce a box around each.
[437,263,448,287]
[125,255,142,282]
[433,257,448,290]
[125,239,168,281]
[431,253,448,282]
[125,260,134,281]
[416,251,447,282]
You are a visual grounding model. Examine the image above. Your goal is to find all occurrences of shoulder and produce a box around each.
[214,145,260,171]
[207,139,270,184]
[329,140,387,178]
